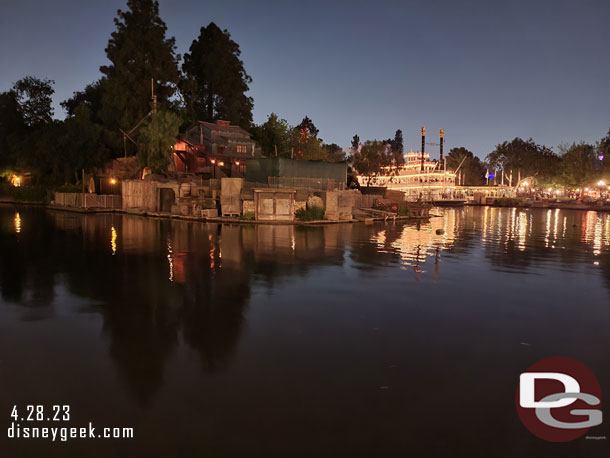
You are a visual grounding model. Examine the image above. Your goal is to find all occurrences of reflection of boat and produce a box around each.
[371,209,457,271]
[357,151,464,202]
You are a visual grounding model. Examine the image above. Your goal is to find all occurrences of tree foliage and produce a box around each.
[99,0,180,151]
[385,129,403,155]
[289,126,326,160]
[0,91,24,169]
[251,113,291,157]
[137,110,182,173]
[61,105,110,181]
[182,22,253,128]
[289,116,327,160]
[61,80,105,121]
[323,143,345,162]
[446,147,486,185]
[599,127,610,175]
[352,140,404,185]
[557,142,598,188]
[297,116,319,137]
[12,76,55,127]
[487,137,559,184]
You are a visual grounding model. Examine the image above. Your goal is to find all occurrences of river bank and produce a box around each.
[1,199,432,225]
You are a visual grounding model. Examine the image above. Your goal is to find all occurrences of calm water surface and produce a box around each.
[1,204,609,457]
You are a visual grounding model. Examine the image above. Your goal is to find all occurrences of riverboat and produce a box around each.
[356,151,465,203]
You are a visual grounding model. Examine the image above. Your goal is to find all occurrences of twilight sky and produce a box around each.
[1,0,609,158]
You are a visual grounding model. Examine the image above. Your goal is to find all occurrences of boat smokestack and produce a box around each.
[439,128,444,170]
[420,126,426,172]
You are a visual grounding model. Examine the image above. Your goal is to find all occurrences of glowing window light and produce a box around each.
[218,161,225,166]
[110,177,117,185]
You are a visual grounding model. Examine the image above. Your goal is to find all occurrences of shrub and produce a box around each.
[295,206,325,221]
[56,184,82,193]
[0,184,48,202]
[397,204,412,216]
[240,211,255,221]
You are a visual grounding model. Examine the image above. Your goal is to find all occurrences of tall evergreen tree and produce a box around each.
[182,22,253,128]
[351,135,360,151]
[393,129,403,154]
[384,129,404,154]
[99,0,180,153]
[297,116,319,137]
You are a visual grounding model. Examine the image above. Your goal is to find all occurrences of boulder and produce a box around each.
[307,195,324,209]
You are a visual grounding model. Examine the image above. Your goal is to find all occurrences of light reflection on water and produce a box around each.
[367,206,610,274]
[1,205,610,458]
[14,211,21,234]
[371,213,456,271]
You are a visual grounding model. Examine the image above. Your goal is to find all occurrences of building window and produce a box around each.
[237,145,247,153]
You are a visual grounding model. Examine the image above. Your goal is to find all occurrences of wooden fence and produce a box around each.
[267,177,345,191]
[54,193,122,209]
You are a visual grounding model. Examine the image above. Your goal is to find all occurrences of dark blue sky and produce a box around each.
[1,0,609,158]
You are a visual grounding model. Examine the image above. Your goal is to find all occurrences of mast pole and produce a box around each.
[420,126,426,172]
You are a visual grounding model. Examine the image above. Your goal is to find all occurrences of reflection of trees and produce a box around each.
[0,209,352,406]
[0,207,57,309]
[3,205,610,408]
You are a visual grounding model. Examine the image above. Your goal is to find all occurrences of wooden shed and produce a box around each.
[253,189,296,221]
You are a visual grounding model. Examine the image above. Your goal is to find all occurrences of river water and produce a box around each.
[1,204,609,457]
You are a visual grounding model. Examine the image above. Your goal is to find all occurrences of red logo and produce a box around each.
[516,356,602,442]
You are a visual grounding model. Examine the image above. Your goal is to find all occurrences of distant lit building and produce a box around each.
[173,120,263,176]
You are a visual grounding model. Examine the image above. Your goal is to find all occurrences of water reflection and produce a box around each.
[371,214,458,280]
[110,225,117,255]
[14,211,21,234]
[2,205,610,457]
